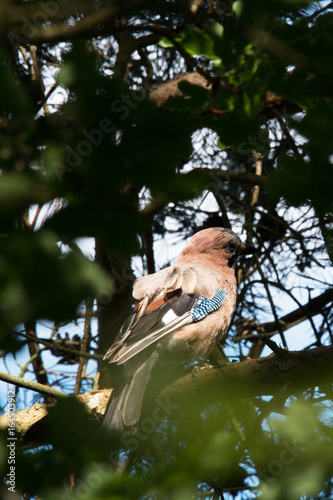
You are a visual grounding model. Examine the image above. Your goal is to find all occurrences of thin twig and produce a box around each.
[15,331,102,360]
[0,371,68,400]
[74,298,93,395]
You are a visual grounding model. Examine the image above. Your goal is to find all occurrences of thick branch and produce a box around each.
[0,388,110,444]
[161,345,333,404]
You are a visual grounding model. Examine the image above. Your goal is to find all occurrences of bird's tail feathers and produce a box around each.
[103,351,159,432]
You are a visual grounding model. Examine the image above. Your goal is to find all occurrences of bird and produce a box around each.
[103,228,256,431]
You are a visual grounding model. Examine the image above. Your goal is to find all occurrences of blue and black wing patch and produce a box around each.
[191,290,227,322]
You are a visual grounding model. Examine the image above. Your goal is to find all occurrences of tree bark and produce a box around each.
[161,345,333,404]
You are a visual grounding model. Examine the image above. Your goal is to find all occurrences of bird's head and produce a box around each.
[178,228,257,268]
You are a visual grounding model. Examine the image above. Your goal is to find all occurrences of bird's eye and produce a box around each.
[227,243,236,253]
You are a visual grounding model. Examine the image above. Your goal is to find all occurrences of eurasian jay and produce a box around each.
[103,228,256,431]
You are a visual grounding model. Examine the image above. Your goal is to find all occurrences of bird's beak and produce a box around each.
[241,243,258,255]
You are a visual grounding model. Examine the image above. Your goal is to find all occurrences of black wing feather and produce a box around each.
[107,291,198,364]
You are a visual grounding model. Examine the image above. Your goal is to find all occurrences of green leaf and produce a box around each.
[159,37,174,48]
[176,27,219,59]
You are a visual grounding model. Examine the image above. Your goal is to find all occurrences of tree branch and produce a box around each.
[161,345,333,403]
[74,298,93,395]
[141,168,268,218]
[0,388,110,443]
[188,168,269,187]
[16,331,102,360]
[234,287,333,342]
[0,371,68,400]
[24,322,53,404]
[3,0,148,45]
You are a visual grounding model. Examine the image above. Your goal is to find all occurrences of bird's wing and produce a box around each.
[103,264,227,365]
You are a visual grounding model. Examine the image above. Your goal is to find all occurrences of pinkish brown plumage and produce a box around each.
[103,228,256,431]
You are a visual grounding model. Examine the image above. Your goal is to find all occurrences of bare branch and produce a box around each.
[0,371,68,400]
[234,287,333,342]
